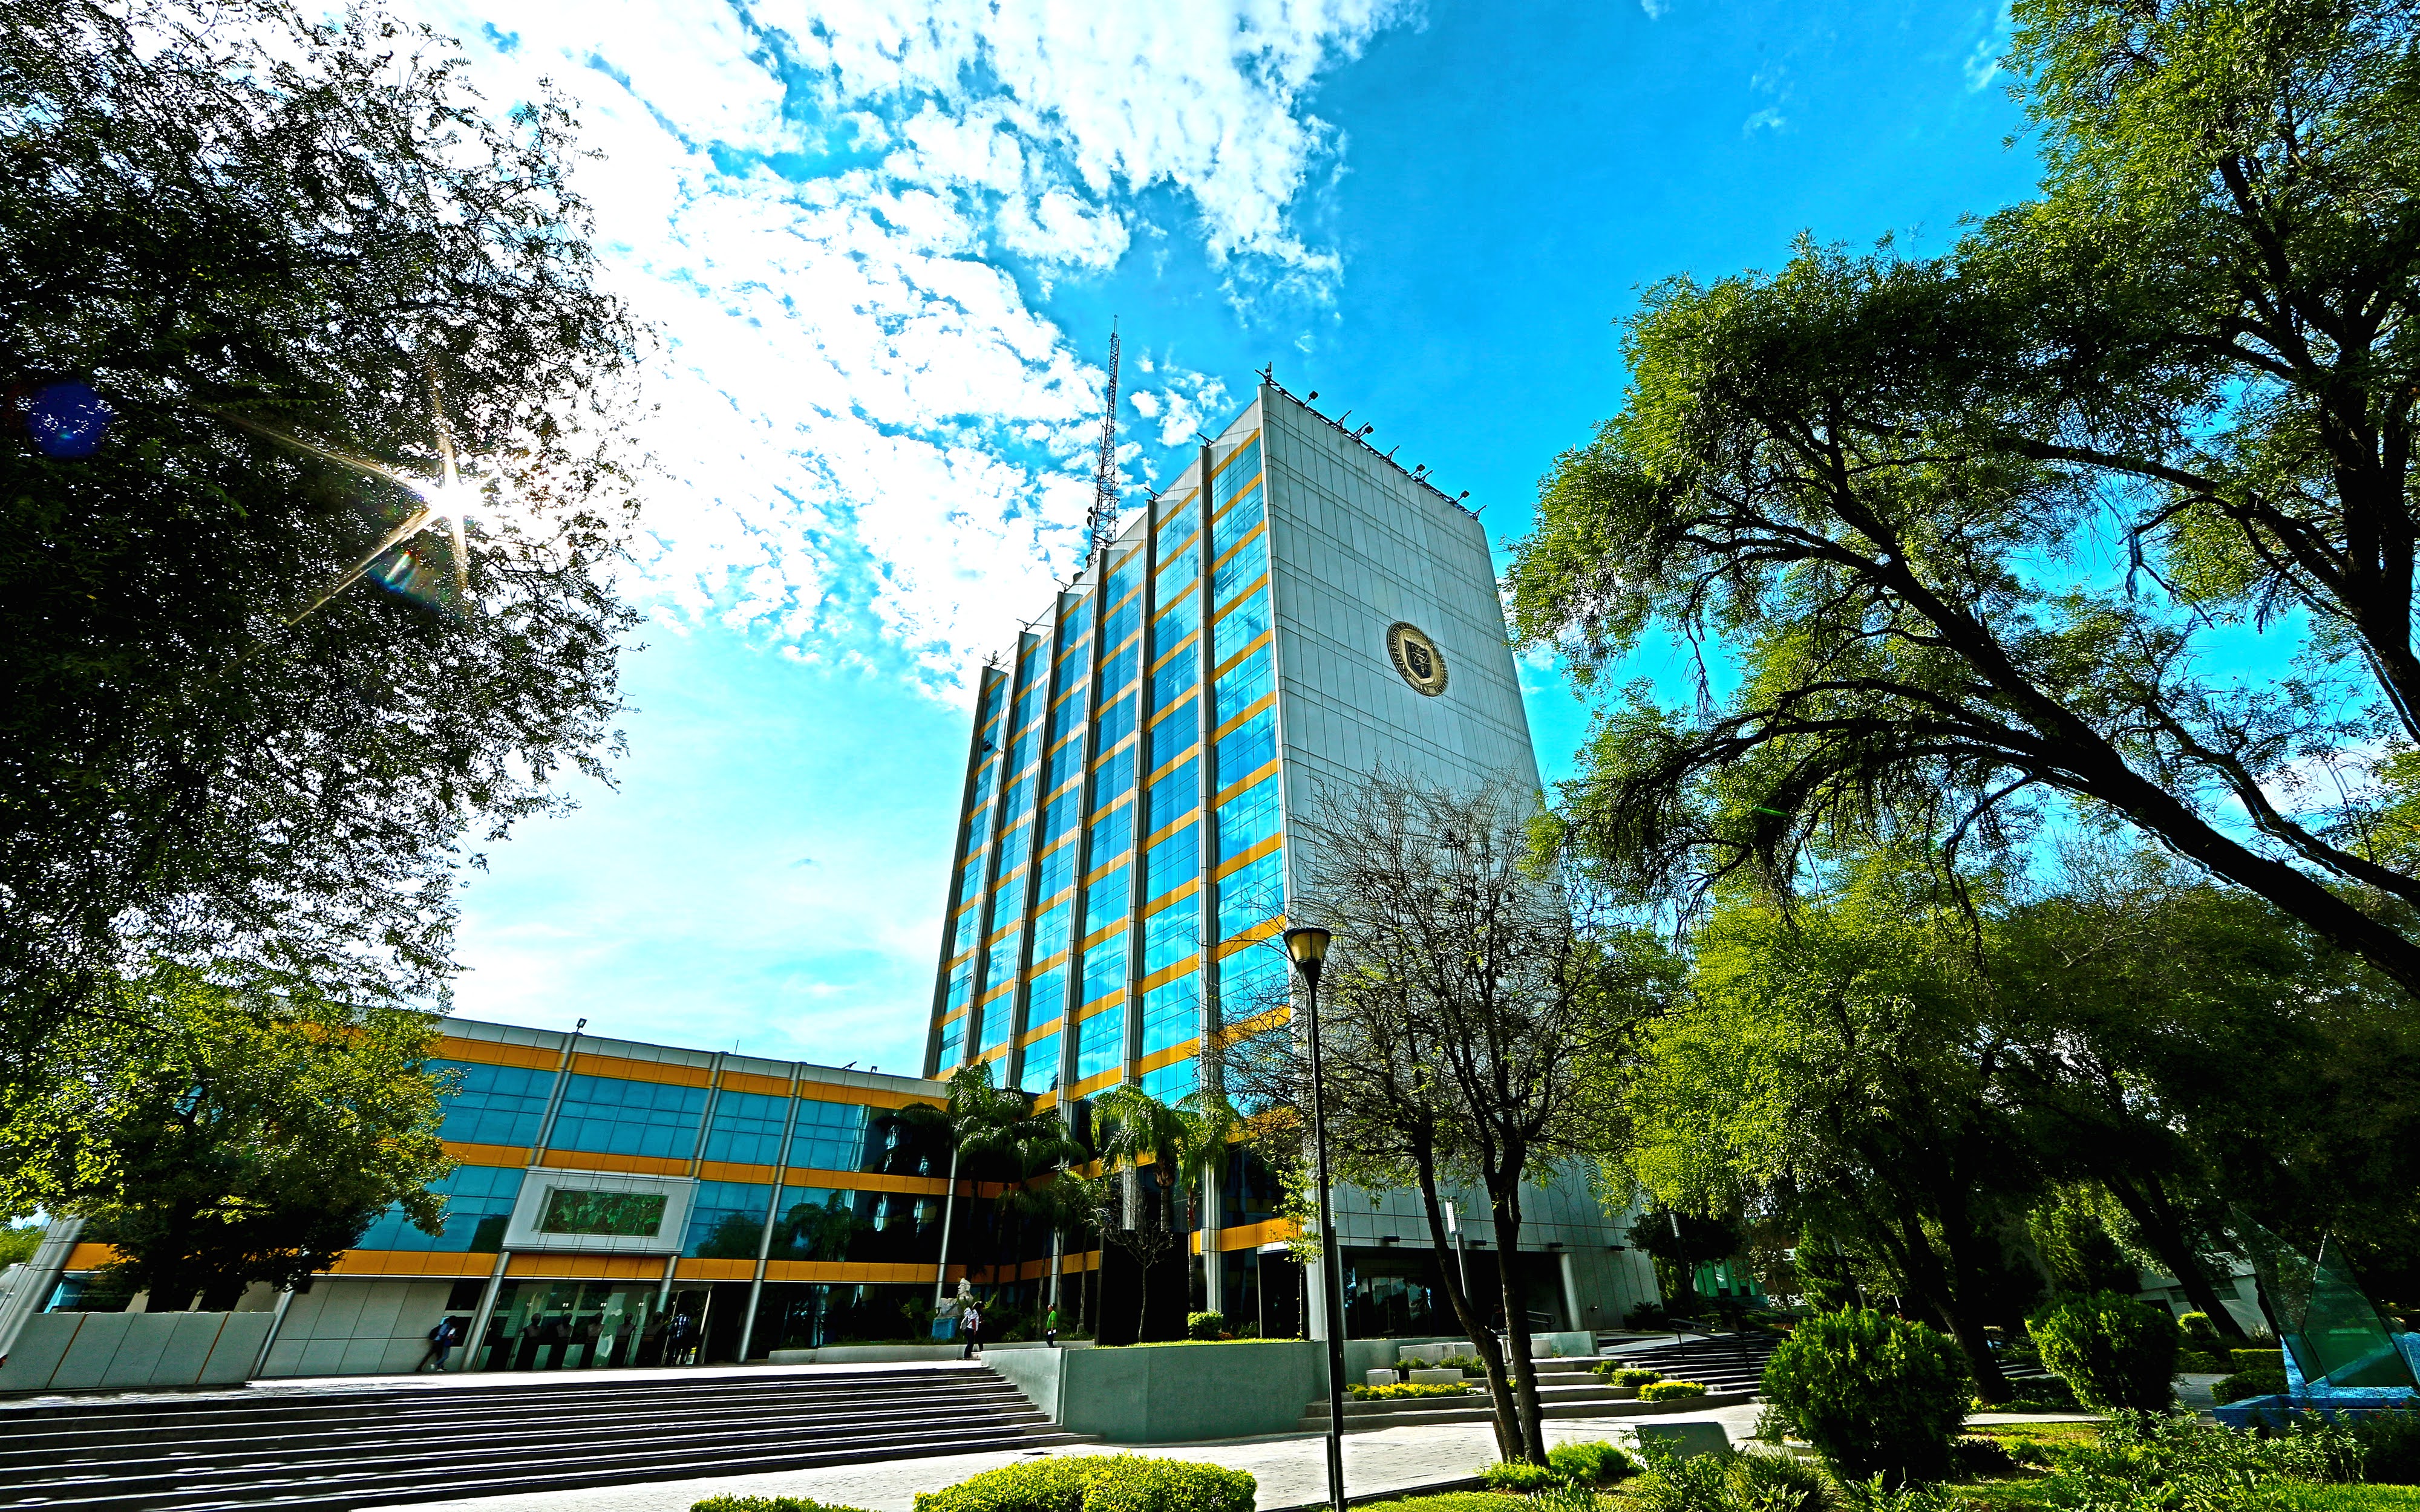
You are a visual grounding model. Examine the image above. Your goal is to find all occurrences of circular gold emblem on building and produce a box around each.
[1386,622,1448,697]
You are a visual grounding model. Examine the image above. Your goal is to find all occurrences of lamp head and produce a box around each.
[1283,925,1332,983]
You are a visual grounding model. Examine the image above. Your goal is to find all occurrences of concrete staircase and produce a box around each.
[1597,1332,1782,1395]
[0,1363,1081,1512]
[1302,1355,1753,1432]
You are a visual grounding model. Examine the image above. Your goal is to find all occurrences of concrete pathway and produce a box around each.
[365,1403,1776,1512]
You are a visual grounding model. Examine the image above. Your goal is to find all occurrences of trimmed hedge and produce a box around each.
[2027,1291,2182,1411]
[1594,1364,1663,1388]
[1760,1308,1968,1484]
[1186,1312,1225,1341]
[1349,1381,1471,1400]
[910,1456,1255,1512]
[1640,1380,1709,1401]
[694,1501,871,1512]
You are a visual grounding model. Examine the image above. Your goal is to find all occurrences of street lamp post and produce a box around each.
[1284,925,1347,1512]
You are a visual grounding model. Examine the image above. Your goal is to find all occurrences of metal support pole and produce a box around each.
[460,1249,511,1373]
[934,1144,962,1308]
[250,1286,297,1378]
[1302,969,1347,1512]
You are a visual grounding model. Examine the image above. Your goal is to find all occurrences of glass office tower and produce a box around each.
[924,378,1541,1110]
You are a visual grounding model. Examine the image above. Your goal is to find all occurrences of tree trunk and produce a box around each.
[2103,1170,2249,1344]
[1411,1144,1523,1461]
[1929,1178,2015,1404]
[1492,1181,1548,1464]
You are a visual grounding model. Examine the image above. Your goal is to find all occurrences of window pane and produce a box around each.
[1088,800,1133,862]
[1156,590,1201,638]
[1033,900,1072,962]
[1220,948,1288,1017]
[1077,1006,1124,1081]
[1142,1058,1199,1104]
[1144,895,1200,975]
[1214,644,1271,724]
[1099,641,1139,694]
[1151,641,1197,708]
[1215,585,1269,647]
[1109,548,1146,604]
[1098,692,1137,749]
[1027,965,1066,1024]
[1146,823,1198,900]
[1082,935,1128,1002]
[1038,840,1076,901]
[550,1075,708,1161]
[1214,437,1262,508]
[1213,478,1263,556]
[1147,757,1197,834]
[1084,865,1130,935]
[431,1060,553,1147]
[1217,848,1285,940]
[702,1090,791,1165]
[1148,697,1197,771]
[355,1164,525,1253]
[978,999,1012,1052]
[788,1099,872,1171]
[1094,745,1137,806]
[684,1181,773,1258]
[939,1015,965,1064]
[1143,973,1197,1055]
[1216,706,1275,784]
[1018,1032,1062,1095]
[1213,533,1264,605]
[1103,593,1140,651]
[1154,542,1198,603]
[1217,778,1281,855]
[984,929,1022,987]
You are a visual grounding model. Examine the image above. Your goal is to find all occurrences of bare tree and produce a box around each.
[1224,773,1670,1464]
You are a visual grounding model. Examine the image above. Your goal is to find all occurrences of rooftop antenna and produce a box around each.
[1087,323,1122,575]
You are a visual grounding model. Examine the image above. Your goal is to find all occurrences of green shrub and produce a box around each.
[2235,1348,2286,1374]
[911,1456,1255,1512]
[1974,1375,2078,1413]
[1760,1308,1969,1484]
[1185,1312,1225,1341]
[1366,1497,1523,1512]
[1593,1364,1663,1387]
[2179,1313,2220,1349]
[694,1501,872,1512]
[1349,1381,1471,1400]
[1477,1461,1561,1494]
[2028,1292,2183,1412]
[2220,1367,2290,1403]
[2347,1409,2420,1483]
[1082,1459,1257,1512]
[1641,1380,1710,1401]
[1630,1447,1827,1512]
[1547,1441,1639,1486]
[2179,1349,2229,1374]
[1436,1353,1490,1375]
[1952,1436,2018,1477]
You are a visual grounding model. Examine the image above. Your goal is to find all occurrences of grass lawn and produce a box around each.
[1965,1421,2105,1449]
[2278,1487,2420,1512]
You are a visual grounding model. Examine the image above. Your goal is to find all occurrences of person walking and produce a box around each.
[960,1299,984,1359]
[1044,1304,1059,1348]
[419,1315,460,1373]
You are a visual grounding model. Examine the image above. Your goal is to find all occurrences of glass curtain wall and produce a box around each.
[929,420,1284,1105]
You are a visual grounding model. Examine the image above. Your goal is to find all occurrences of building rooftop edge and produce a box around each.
[439,1014,946,1096]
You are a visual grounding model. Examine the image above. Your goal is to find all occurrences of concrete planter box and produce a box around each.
[988,1340,1327,1442]
[1398,1333,1595,1366]
[0,1312,273,1393]
[1408,1368,1465,1385]
[768,1343,967,1365]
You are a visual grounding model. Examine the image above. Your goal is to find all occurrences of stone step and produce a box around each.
[0,1364,1075,1512]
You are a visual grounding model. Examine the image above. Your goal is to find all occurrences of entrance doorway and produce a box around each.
[475,1281,666,1371]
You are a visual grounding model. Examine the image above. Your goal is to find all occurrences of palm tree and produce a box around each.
[983,1113,1085,1302]
[1091,1084,1240,1340]
[1046,1168,1112,1335]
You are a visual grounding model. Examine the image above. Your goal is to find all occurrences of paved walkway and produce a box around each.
[367,1403,1776,1512]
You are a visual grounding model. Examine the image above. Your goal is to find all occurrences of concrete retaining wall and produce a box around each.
[992,1340,1328,1442]
[0,1311,273,1392]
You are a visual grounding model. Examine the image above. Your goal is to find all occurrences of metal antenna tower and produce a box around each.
[1087,324,1120,573]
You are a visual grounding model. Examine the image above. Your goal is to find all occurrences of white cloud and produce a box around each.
[1965,2,2013,91]
[385,0,1410,696]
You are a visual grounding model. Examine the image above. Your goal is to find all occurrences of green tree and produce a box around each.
[1631,854,2033,1400]
[0,965,451,1305]
[1508,0,2420,997]
[1091,1083,1238,1342]
[1225,774,1670,1459]
[1,0,636,1076]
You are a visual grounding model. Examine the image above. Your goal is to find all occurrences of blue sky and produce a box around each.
[399,0,2044,1070]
